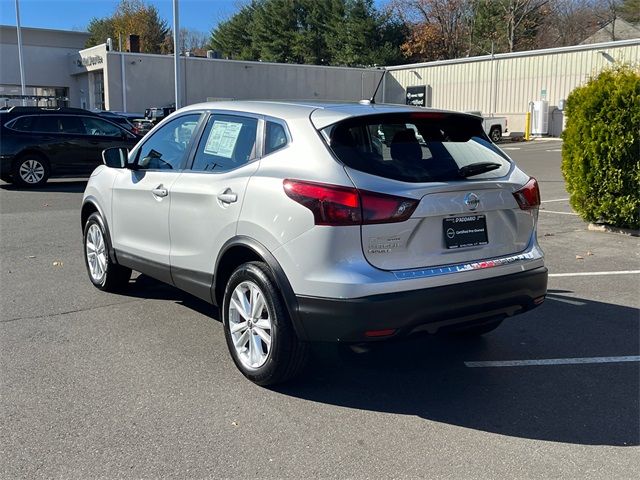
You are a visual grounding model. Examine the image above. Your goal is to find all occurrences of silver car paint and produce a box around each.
[83,100,544,302]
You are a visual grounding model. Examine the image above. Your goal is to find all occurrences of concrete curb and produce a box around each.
[588,223,639,237]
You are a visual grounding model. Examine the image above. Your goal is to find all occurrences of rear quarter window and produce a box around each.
[322,113,512,183]
[7,116,35,131]
[265,121,288,155]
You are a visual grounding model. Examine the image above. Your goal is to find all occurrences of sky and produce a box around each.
[0,0,241,35]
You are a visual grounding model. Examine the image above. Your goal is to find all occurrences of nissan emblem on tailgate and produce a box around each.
[465,192,480,211]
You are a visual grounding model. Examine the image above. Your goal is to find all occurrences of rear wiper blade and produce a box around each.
[458,162,502,178]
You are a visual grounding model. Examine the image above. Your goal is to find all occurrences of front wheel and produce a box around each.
[222,261,308,386]
[83,212,131,292]
[489,126,502,143]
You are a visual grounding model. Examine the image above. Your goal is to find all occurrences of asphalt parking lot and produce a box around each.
[1,139,639,479]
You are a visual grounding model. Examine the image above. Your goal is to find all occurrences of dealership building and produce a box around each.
[1,24,638,135]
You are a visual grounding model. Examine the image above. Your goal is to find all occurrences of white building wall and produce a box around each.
[385,39,640,134]
[103,51,384,113]
[0,26,89,106]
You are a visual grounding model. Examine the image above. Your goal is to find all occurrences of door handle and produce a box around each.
[217,189,237,204]
[152,185,168,198]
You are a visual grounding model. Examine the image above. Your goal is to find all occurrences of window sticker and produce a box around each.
[204,121,243,158]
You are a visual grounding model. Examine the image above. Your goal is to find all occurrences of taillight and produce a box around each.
[513,177,541,210]
[283,179,418,226]
[360,190,418,224]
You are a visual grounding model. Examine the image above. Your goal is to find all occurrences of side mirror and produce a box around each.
[102,147,128,168]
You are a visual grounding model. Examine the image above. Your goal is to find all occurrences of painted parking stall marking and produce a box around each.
[539,210,579,215]
[549,270,640,277]
[545,295,586,306]
[465,356,640,368]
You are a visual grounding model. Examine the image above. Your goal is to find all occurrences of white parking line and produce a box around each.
[502,147,521,150]
[549,270,640,277]
[541,198,569,203]
[545,296,586,306]
[546,149,562,152]
[539,210,579,215]
[465,356,640,368]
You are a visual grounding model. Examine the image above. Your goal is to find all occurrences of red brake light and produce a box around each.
[409,112,446,120]
[283,180,418,226]
[360,190,418,224]
[513,177,541,210]
[283,180,361,225]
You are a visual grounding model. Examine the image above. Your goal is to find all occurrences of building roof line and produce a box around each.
[386,38,640,71]
[0,24,88,36]
[82,44,383,73]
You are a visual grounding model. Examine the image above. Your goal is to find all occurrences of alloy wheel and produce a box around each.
[228,281,272,369]
[19,159,45,184]
[85,223,107,283]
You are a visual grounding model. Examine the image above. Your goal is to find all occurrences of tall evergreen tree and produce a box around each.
[209,0,405,66]
[210,1,262,60]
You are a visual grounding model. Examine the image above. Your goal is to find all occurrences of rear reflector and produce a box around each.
[513,177,541,210]
[365,329,397,338]
[533,296,545,305]
[283,179,418,226]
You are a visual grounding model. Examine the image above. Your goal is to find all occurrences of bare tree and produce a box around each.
[393,0,475,60]
[499,0,549,52]
[179,28,209,55]
[536,0,605,48]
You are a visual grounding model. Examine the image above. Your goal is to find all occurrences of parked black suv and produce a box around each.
[0,107,139,187]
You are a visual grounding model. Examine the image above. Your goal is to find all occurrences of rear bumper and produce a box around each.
[295,266,547,342]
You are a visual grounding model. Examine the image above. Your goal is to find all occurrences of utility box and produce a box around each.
[531,100,549,135]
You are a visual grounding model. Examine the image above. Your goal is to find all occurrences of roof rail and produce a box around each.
[5,106,94,115]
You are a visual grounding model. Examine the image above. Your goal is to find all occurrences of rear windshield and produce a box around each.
[321,113,511,183]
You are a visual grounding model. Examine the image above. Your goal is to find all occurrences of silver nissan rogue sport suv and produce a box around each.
[81,101,547,385]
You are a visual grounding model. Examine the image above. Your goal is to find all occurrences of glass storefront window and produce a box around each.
[0,84,69,108]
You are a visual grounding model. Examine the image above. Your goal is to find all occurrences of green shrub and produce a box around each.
[561,65,640,230]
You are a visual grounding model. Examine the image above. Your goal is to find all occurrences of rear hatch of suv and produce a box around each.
[317,111,538,271]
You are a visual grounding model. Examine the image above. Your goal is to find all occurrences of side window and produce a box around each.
[265,121,288,155]
[8,116,35,131]
[136,114,200,170]
[81,117,122,137]
[191,114,258,172]
[59,116,85,134]
[34,116,60,133]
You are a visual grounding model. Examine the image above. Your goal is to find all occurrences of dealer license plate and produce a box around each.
[443,215,488,249]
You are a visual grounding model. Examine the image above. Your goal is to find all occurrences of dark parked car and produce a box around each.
[95,111,136,133]
[130,118,154,136]
[0,107,139,187]
[144,106,175,124]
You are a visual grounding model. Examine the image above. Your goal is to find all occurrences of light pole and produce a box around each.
[15,0,26,106]
[173,0,181,109]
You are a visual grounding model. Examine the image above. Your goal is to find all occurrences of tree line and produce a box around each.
[86,0,640,66]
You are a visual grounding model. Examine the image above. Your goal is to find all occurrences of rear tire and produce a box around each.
[13,154,50,187]
[83,212,131,292]
[489,126,502,143]
[452,318,504,337]
[222,261,308,386]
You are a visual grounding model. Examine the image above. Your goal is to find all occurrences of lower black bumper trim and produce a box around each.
[295,266,548,342]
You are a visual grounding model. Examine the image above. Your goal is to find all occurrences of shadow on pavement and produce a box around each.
[126,274,219,320]
[118,274,639,447]
[275,293,639,447]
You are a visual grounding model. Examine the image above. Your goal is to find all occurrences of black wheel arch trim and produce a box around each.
[81,196,117,264]
[213,236,308,341]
